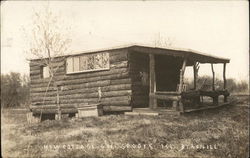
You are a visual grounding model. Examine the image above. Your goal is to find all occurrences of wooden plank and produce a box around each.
[155,91,181,95]
[184,102,231,113]
[125,112,159,116]
[149,54,157,108]
[150,94,180,101]
[78,104,103,117]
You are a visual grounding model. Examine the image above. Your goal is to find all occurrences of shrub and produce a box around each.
[1,72,30,108]
[185,76,248,93]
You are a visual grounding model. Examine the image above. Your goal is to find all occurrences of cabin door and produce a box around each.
[155,55,182,91]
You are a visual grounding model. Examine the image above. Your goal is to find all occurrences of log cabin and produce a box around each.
[29,45,230,116]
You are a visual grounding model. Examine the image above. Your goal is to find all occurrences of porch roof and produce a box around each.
[71,44,230,64]
[128,45,230,64]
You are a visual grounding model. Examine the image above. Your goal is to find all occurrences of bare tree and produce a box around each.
[153,32,173,48]
[24,5,72,120]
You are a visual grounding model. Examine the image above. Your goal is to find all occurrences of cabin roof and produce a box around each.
[31,44,230,63]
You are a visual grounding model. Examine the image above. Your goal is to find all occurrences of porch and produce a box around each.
[129,46,230,113]
[148,52,230,113]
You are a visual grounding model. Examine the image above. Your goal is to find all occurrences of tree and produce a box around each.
[24,5,72,120]
[153,32,173,48]
[1,73,30,108]
[26,6,71,75]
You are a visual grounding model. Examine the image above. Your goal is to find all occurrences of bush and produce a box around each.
[1,72,30,108]
[185,76,248,93]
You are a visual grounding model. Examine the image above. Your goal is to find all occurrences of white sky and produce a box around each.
[1,1,249,82]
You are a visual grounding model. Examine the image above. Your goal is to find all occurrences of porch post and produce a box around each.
[223,63,228,102]
[149,54,157,108]
[178,57,187,112]
[223,63,227,89]
[179,58,187,92]
[211,63,215,91]
[193,62,197,90]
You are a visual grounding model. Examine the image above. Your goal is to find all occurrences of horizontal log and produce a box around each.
[30,80,110,92]
[150,94,180,101]
[63,67,128,80]
[110,61,128,69]
[57,72,129,86]
[109,49,128,56]
[31,101,130,112]
[32,108,77,114]
[30,87,57,93]
[31,78,131,92]
[30,83,132,96]
[32,95,131,105]
[31,104,74,109]
[31,67,128,85]
[30,75,64,85]
[62,80,111,90]
[31,100,131,110]
[110,53,128,63]
[31,92,57,97]
[31,100,56,105]
[30,59,65,67]
[30,84,132,97]
[30,103,101,110]
[30,73,129,88]
[31,90,132,102]
[60,96,131,104]
[30,71,65,78]
[110,78,131,85]
[101,84,131,91]
[30,66,65,74]
[102,90,132,97]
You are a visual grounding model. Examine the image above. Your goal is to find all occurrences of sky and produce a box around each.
[1,1,249,82]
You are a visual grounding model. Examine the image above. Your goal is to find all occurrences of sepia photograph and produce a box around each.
[1,1,249,157]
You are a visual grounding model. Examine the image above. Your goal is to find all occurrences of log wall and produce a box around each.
[30,49,132,112]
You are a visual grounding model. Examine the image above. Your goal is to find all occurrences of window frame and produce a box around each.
[66,52,110,74]
[41,65,50,79]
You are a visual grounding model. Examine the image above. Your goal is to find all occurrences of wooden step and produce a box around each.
[125,108,180,116]
[125,112,159,116]
[184,102,231,113]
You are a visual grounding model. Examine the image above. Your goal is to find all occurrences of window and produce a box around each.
[41,65,50,78]
[66,52,110,74]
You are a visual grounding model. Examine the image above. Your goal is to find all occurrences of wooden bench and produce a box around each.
[200,90,229,105]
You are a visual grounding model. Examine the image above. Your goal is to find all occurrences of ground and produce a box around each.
[1,96,249,158]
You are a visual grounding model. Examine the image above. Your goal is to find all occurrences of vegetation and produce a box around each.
[1,72,30,108]
[185,75,249,93]
[2,101,249,158]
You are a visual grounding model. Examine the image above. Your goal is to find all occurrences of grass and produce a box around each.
[1,98,249,158]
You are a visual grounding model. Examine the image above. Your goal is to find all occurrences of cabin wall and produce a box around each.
[30,49,132,112]
[128,51,149,108]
